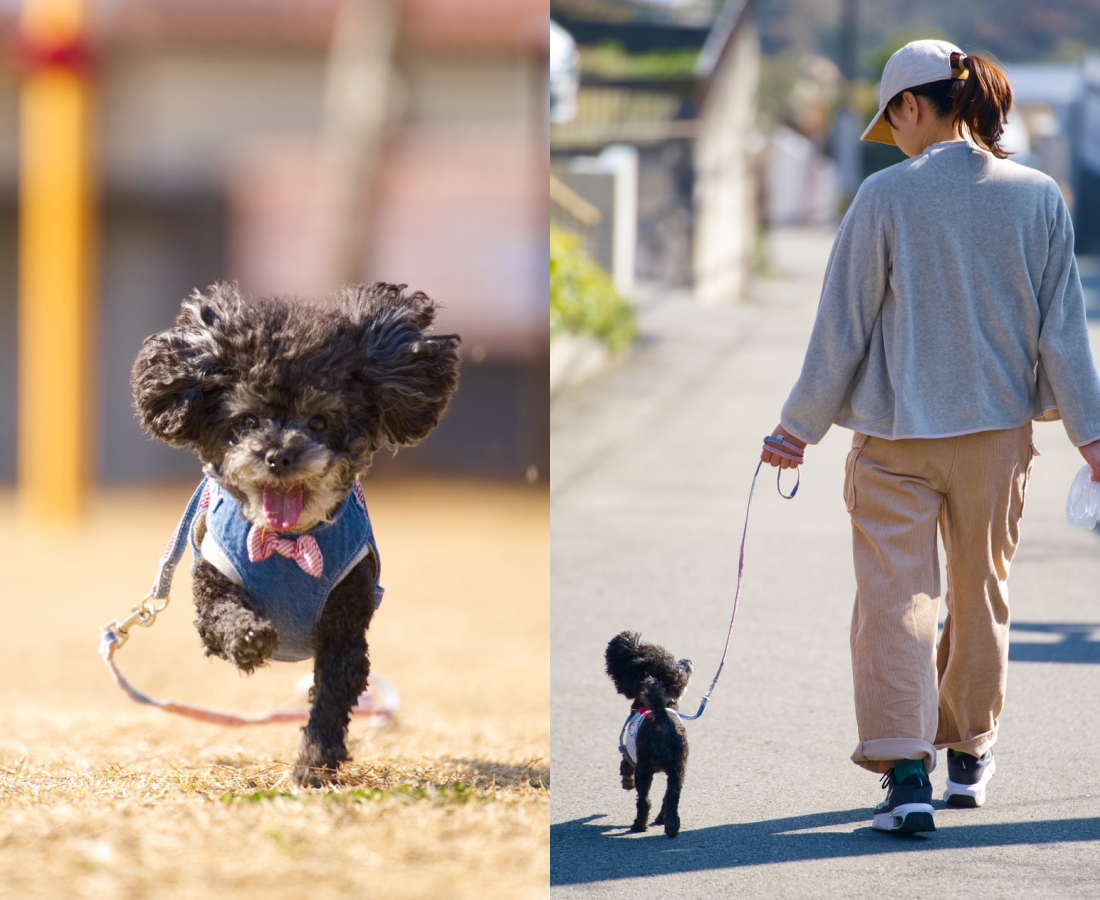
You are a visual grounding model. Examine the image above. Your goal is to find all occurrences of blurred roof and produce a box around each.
[0,0,546,52]
[551,0,721,28]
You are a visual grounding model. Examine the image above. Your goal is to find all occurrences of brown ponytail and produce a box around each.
[951,53,1013,159]
[886,50,1014,159]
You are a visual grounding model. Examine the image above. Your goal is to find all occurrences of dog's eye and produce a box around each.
[308,416,327,432]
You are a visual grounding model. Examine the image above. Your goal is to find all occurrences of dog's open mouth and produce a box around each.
[262,484,305,531]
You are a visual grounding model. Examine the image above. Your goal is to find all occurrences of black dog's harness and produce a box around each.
[618,708,651,767]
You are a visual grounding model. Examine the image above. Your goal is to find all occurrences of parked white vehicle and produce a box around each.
[549,19,579,124]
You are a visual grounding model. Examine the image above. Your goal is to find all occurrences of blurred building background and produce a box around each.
[549,0,1100,381]
[550,0,757,308]
[0,0,548,501]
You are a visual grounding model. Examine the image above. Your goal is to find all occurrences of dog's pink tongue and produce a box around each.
[262,485,304,531]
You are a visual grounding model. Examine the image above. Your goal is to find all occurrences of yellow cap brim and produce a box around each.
[860,107,896,146]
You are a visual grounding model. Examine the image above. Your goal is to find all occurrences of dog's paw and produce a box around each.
[294,737,348,788]
[621,776,635,790]
[292,764,338,788]
[663,815,680,838]
[653,811,664,825]
[629,820,648,833]
[225,620,278,672]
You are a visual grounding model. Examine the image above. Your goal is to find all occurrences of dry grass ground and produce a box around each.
[0,479,548,899]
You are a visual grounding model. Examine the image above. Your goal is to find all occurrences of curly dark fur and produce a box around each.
[192,560,280,672]
[295,554,377,787]
[605,631,693,837]
[131,282,460,786]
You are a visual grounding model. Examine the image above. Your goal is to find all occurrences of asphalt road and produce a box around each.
[550,228,1100,899]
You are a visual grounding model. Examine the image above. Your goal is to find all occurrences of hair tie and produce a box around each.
[951,53,970,80]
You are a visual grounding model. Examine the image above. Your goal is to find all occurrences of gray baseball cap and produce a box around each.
[862,39,968,145]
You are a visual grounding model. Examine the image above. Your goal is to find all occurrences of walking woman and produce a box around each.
[763,39,1100,833]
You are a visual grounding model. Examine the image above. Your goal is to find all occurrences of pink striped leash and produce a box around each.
[677,439,801,721]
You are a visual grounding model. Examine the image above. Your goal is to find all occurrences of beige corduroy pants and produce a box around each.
[844,424,1036,774]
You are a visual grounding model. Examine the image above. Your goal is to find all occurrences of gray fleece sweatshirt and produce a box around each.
[781,140,1100,447]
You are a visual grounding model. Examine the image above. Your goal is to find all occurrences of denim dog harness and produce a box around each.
[188,478,383,662]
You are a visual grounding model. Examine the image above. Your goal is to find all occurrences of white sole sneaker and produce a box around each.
[944,755,996,808]
[871,802,936,833]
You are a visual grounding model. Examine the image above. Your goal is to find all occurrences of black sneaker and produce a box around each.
[944,749,995,808]
[872,768,936,833]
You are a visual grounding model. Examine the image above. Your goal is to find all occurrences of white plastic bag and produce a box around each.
[1066,465,1100,530]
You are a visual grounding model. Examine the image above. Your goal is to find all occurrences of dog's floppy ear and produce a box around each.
[341,282,461,448]
[131,282,244,449]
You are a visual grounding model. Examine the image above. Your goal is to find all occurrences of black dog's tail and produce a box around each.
[639,676,676,722]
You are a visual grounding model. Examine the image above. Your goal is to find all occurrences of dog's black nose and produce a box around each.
[265,448,297,472]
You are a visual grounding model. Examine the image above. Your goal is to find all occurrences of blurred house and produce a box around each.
[1000,55,1100,256]
[1003,61,1083,197]
[969,57,1100,313]
[549,0,757,305]
[765,124,840,226]
[0,0,547,485]
[765,54,842,226]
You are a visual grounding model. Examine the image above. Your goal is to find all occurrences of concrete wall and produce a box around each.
[692,12,758,305]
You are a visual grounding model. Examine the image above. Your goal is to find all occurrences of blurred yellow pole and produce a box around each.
[17,0,97,520]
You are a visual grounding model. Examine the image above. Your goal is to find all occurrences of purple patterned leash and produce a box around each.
[678,440,801,721]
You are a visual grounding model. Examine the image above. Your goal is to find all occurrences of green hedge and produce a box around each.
[550,226,637,354]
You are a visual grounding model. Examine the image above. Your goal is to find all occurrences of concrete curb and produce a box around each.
[550,332,615,399]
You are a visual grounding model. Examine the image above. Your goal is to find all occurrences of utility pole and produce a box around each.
[834,0,862,202]
[317,0,398,290]
[17,0,97,519]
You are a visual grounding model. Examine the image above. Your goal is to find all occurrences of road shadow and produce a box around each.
[1009,622,1100,664]
[550,808,1100,885]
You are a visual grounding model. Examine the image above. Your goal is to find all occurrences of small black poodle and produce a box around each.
[131,281,460,786]
[605,631,693,837]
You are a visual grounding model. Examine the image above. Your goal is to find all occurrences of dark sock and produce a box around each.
[893,758,925,781]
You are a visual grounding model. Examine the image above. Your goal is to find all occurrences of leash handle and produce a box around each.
[678,456,798,721]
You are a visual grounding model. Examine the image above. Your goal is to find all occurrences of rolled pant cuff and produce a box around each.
[851,738,938,774]
[936,729,997,760]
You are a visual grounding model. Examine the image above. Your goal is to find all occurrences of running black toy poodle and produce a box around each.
[605,631,693,837]
[131,282,460,786]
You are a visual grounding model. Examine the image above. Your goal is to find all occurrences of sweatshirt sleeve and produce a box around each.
[780,181,890,444]
[1036,187,1100,447]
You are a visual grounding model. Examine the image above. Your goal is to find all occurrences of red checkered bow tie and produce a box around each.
[246,526,324,578]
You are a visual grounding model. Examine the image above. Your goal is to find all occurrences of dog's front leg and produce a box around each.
[620,757,635,790]
[630,763,654,833]
[192,560,278,672]
[293,555,376,787]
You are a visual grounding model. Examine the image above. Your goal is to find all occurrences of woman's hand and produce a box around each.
[761,424,807,469]
[1079,438,1100,482]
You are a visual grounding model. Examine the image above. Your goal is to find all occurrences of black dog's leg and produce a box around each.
[630,763,654,833]
[659,768,683,837]
[620,757,635,790]
[192,560,278,673]
[293,555,377,787]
